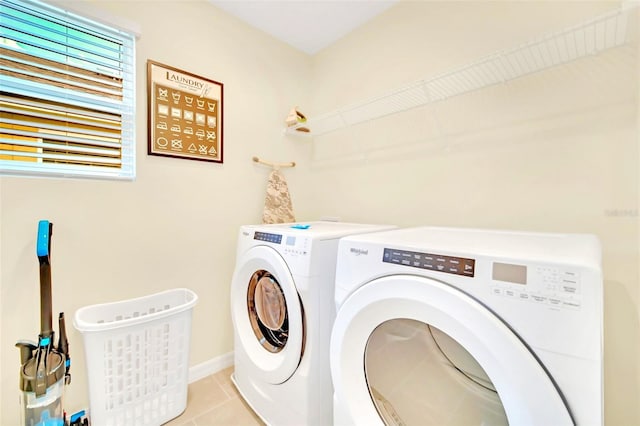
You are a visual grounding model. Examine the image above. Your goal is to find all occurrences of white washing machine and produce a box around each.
[231,221,396,426]
[331,227,603,426]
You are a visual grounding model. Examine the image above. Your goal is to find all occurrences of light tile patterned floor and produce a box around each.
[164,366,264,426]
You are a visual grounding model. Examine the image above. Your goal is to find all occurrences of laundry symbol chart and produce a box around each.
[148,64,222,163]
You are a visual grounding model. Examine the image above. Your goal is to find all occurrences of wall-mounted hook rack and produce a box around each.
[252,156,296,170]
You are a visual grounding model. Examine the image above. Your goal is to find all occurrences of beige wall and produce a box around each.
[302,1,639,424]
[2,0,638,425]
[0,1,311,423]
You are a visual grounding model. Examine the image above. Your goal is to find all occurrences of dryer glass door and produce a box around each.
[364,319,507,425]
[248,270,289,353]
[231,245,304,384]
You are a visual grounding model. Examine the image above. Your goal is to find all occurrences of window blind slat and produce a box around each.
[1,66,124,99]
[0,94,122,123]
[1,105,122,132]
[0,149,121,165]
[2,116,121,140]
[3,0,126,49]
[1,50,124,88]
[0,28,123,75]
[1,75,126,114]
[1,127,121,149]
[1,3,126,70]
[0,137,120,157]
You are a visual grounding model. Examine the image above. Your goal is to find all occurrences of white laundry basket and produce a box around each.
[74,288,198,426]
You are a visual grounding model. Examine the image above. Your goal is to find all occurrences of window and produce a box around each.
[0,0,136,180]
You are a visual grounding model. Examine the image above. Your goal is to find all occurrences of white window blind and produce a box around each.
[0,0,135,180]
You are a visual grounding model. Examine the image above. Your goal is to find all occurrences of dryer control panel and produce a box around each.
[383,248,475,277]
[490,264,582,311]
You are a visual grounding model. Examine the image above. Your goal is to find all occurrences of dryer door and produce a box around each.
[232,245,304,384]
[330,275,573,426]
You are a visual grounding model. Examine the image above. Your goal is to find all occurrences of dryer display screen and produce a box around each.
[383,248,475,277]
[492,262,527,285]
[254,232,282,244]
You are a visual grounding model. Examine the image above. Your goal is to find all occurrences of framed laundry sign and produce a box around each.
[147,60,223,163]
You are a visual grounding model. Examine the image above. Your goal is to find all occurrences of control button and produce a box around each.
[562,298,581,310]
[548,297,563,308]
[504,289,517,298]
[518,292,530,301]
[560,281,579,294]
[530,294,547,304]
[491,287,503,296]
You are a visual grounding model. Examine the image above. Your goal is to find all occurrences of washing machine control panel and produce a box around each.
[382,248,475,277]
[253,231,283,244]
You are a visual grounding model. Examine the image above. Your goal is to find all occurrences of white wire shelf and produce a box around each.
[307,4,636,137]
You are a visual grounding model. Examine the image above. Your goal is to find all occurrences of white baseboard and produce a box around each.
[188,351,234,383]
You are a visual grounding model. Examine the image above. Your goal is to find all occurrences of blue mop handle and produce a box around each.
[37,220,51,262]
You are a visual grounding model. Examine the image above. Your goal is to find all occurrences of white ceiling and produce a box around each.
[209,0,399,55]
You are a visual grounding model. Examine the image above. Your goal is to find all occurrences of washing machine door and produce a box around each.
[330,275,573,426]
[232,245,304,384]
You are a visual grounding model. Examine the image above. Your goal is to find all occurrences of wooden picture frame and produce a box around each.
[147,60,223,163]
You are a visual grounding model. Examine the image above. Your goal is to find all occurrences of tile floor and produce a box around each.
[164,366,264,426]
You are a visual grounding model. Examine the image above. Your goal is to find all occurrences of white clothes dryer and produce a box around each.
[331,227,603,426]
[231,221,396,426]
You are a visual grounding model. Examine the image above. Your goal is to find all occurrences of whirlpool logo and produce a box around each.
[350,247,369,256]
